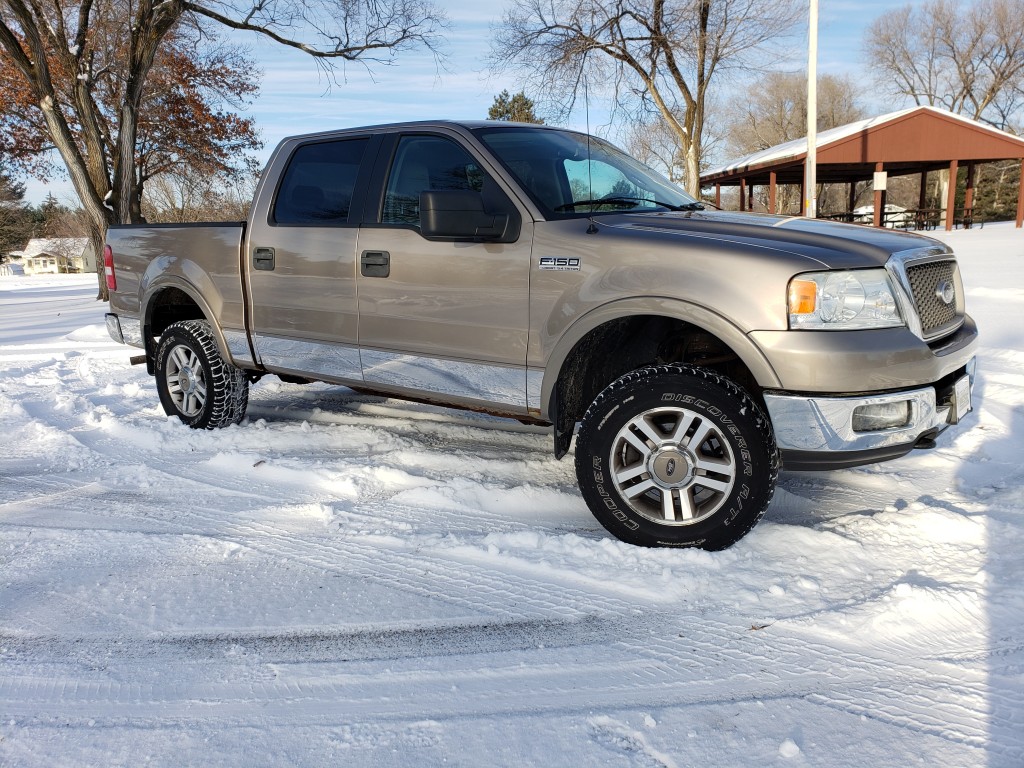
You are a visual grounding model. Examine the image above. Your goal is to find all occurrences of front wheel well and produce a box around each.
[552,316,761,456]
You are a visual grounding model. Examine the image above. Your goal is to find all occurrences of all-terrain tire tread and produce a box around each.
[575,364,780,549]
[157,319,248,429]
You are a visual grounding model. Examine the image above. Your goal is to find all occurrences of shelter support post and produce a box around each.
[739,179,747,212]
[945,160,959,231]
[848,182,857,212]
[715,184,721,209]
[919,172,928,209]
[873,162,884,228]
[769,171,777,214]
[965,163,976,212]
[1017,159,1023,228]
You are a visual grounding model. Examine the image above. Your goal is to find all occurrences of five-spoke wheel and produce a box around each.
[610,406,736,526]
[575,364,779,549]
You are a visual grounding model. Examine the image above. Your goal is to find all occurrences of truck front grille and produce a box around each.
[905,260,959,338]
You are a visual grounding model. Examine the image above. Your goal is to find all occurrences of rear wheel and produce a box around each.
[154,320,248,429]
[574,364,779,549]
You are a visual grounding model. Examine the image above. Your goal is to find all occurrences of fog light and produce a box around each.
[852,401,911,432]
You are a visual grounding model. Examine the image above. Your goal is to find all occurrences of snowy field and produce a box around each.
[1,223,1022,767]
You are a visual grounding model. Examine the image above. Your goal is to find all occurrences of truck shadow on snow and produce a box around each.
[970,376,1024,763]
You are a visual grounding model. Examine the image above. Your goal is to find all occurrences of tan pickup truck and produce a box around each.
[104,120,978,549]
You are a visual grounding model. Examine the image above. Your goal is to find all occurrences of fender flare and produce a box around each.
[141,275,234,366]
[538,296,782,418]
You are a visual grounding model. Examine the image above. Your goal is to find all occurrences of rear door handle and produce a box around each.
[361,250,390,278]
[253,247,275,271]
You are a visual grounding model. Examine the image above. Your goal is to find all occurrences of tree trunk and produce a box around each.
[89,221,108,301]
[684,142,701,197]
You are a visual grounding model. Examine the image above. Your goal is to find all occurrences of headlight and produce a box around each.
[788,269,903,330]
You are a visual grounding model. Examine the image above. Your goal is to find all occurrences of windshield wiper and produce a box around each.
[554,196,699,212]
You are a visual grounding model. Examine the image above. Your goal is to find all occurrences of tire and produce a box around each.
[574,364,779,550]
[154,319,248,429]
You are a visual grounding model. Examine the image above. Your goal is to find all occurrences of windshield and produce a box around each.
[473,126,700,219]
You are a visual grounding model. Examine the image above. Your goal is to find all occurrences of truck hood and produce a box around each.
[600,209,947,270]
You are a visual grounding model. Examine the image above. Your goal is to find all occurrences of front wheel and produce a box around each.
[154,320,248,429]
[574,364,779,550]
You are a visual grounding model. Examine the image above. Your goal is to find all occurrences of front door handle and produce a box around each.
[253,247,275,271]
[361,250,390,278]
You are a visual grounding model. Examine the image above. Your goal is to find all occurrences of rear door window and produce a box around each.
[273,138,370,225]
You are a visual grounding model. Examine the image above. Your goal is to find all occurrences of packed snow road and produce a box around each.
[1,225,1023,766]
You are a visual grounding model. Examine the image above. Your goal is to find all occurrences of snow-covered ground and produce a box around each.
[1,223,1022,767]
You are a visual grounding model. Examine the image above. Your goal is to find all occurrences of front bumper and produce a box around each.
[764,357,976,471]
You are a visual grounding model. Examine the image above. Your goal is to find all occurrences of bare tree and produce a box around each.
[725,71,863,154]
[622,116,688,184]
[723,71,865,213]
[0,0,445,298]
[865,0,1024,130]
[620,102,723,186]
[490,0,802,195]
[143,165,259,223]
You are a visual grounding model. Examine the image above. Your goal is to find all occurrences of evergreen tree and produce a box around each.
[0,171,32,257]
[488,90,544,123]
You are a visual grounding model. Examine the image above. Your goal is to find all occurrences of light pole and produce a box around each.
[805,0,818,219]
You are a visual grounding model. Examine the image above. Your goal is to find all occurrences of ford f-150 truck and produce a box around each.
[104,120,977,549]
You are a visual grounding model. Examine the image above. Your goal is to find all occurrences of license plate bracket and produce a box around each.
[950,374,972,424]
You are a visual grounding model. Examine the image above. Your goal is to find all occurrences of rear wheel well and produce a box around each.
[147,287,206,337]
[142,288,208,373]
[552,316,761,456]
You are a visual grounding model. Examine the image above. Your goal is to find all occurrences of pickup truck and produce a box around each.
[104,120,978,549]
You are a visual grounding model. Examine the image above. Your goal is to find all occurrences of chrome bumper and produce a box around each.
[764,357,976,457]
[105,313,143,348]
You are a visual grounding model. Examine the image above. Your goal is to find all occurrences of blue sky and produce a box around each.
[24,0,924,205]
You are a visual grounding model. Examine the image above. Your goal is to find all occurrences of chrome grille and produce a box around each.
[905,260,958,338]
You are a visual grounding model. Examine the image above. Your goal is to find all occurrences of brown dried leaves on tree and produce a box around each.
[0,0,445,298]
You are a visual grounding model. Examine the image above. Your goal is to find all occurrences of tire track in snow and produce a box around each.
[0,613,616,664]
[0,614,1008,759]
[5,297,1020,759]
[15,393,582,540]
[9,399,637,623]
[198,512,638,621]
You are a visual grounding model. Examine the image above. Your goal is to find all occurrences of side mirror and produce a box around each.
[419,190,517,243]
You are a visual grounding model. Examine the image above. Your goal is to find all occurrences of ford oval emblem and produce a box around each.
[936,280,955,305]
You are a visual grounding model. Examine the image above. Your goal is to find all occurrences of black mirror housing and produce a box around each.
[419,190,519,243]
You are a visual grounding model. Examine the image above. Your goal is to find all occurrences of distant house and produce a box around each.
[8,238,96,275]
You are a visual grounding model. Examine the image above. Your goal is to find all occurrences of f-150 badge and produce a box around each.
[539,256,581,271]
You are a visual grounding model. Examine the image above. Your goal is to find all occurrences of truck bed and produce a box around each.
[106,222,248,355]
